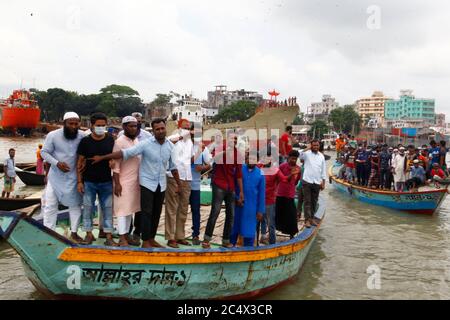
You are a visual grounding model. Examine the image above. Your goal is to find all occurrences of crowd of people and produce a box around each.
[11,112,328,249]
[335,134,450,192]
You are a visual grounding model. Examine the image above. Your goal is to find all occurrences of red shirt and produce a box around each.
[280,133,292,156]
[212,147,243,191]
[431,168,445,179]
[259,166,288,205]
[277,162,301,199]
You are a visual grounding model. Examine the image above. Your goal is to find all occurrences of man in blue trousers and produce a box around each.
[231,153,265,247]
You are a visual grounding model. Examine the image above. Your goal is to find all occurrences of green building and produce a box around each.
[384,90,435,123]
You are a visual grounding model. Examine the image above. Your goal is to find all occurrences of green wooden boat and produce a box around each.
[0,199,325,300]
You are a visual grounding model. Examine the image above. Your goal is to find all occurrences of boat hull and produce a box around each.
[0,200,324,300]
[15,170,45,186]
[330,166,448,215]
[0,107,40,130]
[0,197,41,211]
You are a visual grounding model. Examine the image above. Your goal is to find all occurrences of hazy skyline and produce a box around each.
[1,0,449,119]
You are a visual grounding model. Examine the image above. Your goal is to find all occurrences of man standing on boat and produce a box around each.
[41,112,84,243]
[392,147,407,192]
[190,124,212,246]
[90,118,181,248]
[275,150,301,235]
[202,131,244,249]
[298,140,327,228]
[112,116,142,247]
[279,126,294,164]
[2,148,16,199]
[231,153,265,247]
[164,119,194,248]
[77,113,117,246]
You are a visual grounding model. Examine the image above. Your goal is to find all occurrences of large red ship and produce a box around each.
[0,89,41,134]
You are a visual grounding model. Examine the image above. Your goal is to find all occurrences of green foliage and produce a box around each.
[30,85,143,121]
[292,113,305,125]
[308,120,329,139]
[150,93,172,107]
[329,105,361,134]
[213,100,257,123]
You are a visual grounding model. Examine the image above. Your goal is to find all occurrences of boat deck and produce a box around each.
[52,205,305,248]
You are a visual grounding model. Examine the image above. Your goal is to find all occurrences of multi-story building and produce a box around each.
[356,91,391,126]
[207,85,263,111]
[384,90,435,127]
[171,94,205,124]
[305,94,339,123]
[435,113,446,127]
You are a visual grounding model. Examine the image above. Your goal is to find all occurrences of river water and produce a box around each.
[0,137,449,300]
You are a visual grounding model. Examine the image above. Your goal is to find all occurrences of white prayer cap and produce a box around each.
[122,116,137,124]
[63,112,80,121]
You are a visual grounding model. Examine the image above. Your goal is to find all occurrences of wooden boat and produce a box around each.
[0,197,41,211]
[329,163,449,215]
[0,190,43,211]
[0,198,325,300]
[15,169,45,186]
[0,162,36,173]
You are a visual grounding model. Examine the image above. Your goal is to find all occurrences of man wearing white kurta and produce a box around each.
[165,119,194,248]
[41,112,85,243]
[392,147,407,192]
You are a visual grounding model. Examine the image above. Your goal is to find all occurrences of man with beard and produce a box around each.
[112,116,142,247]
[118,112,152,141]
[41,112,85,242]
[230,153,265,247]
[392,147,407,192]
[90,118,181,248]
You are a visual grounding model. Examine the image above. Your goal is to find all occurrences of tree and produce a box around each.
[329,105,361,134]
[213,100,257,123]
[308,120,329,139]
[150,93,172,107]
[292,113,305,125]
[98,84,144,117]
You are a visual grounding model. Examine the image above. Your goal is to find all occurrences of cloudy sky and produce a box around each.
[1,0,449,119]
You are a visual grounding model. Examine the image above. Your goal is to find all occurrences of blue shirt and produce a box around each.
[122,136,176,192]
[4,158,16,177]
[41,128,85,206]
[429,147,440,164]
[410,166,426,183]
[191,146,212,191]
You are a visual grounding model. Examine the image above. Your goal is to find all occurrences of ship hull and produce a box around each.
[0,107,41,131]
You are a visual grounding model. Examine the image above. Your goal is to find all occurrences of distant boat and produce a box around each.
[329,163,448,215]
[0,162,36,173]
[0,198,326,300]
[15,169,45,186]
[0,90,41,134]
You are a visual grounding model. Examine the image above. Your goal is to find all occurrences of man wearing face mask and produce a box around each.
[164,119,194,248]
[77,112,117,246]
[41,112,85,243]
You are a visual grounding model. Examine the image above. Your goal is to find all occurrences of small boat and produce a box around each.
[0,198,325,300]
[0,162,36,173]
[0,190,43,211]
[15,169,45,186]
[329,163,449,215]
[0,196,41,211]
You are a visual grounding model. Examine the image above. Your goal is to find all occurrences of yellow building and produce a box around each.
[356,91,391,126]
